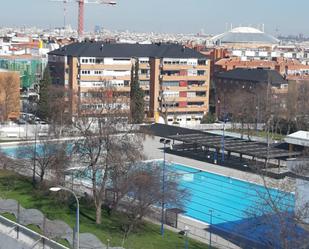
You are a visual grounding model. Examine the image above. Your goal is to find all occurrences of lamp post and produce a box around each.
[32,123,38,186]
[209,209,213,248]
[50,186,80,249]
[221,115,226,163]
[159,138,171,237]
[184,225,190,249]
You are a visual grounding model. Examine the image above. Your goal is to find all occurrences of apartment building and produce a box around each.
[215,68,288,120]
[48,42,210,125]
[215,57,309,81]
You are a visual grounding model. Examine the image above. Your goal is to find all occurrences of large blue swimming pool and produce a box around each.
[165,162,300,247]
[167,162,294,225]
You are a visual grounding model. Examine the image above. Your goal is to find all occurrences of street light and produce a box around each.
[32,123,38,186]
[184,225,190,249]
[209,209,213,249]
[221,115,227,163]
[159,138,171,237]
[50,186,80,249]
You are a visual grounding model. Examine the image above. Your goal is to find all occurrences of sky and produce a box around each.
[0,0,309,36]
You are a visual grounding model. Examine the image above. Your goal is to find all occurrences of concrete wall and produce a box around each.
[287,158,309,224]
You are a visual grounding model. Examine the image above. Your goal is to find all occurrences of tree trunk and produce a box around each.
[40,170,45,183]
[95,202,102,224]
[241,120,244,139]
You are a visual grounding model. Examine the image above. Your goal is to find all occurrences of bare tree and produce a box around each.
[0,73,19,121]
[244,159,309,249]
[73,86,144,224]
[119,162,190,245]
[48,85,72,137]
[16,137,70,185]
[159,94,177,124]
[0,149,14,170]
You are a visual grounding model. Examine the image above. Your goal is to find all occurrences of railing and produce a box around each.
[0,215,69,249]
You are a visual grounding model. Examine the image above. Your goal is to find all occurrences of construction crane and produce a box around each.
[50,0,116,38]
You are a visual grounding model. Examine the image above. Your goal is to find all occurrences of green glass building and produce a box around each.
[0,57,46,88]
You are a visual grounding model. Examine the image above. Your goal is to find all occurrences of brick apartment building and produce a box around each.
[215,57,309,80]
[0,70,20,121]
[48,42,210,125]
[215,68,288,120]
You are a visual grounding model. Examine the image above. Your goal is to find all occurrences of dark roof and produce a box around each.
[216,68,287,85]
[48,42,206,59]
[142,123,300,160]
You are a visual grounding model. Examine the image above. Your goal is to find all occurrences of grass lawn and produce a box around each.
[0,170,209,249]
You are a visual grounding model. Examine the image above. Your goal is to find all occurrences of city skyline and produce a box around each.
[0,0,309,35]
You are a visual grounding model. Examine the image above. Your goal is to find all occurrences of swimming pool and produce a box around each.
[166,162,294,224]
[0,143,73,159]
[164,162,300,247]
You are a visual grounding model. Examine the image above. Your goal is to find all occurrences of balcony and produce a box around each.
[139,74,151,80]
[161,85,208,91]
[162,64,208,70]
[161,75,207,81]
[80,64,131,70]
[80,75,131,81]
[159,105,209,113]
[162,96,207,102]
[139,64,150,69]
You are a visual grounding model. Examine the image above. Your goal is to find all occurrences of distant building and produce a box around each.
[48,42,210,125]
[215,57,309,80]
[209,27,280,48]
[214,68,288,120]
[0,55,46,88]
[0,70,20,121]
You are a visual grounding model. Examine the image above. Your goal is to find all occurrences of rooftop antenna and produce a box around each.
[275,27,280,38]
[63,0,67,28]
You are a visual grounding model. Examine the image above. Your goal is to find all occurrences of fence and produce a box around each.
[0,215,69,249]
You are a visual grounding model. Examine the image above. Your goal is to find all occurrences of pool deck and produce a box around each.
[143,135,280,186]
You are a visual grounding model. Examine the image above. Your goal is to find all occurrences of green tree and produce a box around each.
[38,67,52,120]
[130,59,145,124]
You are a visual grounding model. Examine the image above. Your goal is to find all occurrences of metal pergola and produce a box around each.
[166,132,301,161]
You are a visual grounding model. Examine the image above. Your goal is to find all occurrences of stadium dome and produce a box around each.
[210,27,279,45]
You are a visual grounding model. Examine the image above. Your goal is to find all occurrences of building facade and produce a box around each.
[48,42,210,125]
[0,55,46,89]
[214,68,288,121]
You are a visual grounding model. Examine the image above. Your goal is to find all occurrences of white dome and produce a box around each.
[230,27,263,34]
[210,26,279,44]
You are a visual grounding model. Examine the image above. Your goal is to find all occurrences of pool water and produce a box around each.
[0,143,73,159]
[165,162,301,247]
[167,163,294,225]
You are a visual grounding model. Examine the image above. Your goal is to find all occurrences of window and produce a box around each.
[161,81,179,87]
[140,80,150,86]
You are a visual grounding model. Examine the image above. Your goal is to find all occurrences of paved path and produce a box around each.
[0,198,124,249]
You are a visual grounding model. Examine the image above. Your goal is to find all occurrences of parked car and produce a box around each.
[15,119,26,125]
